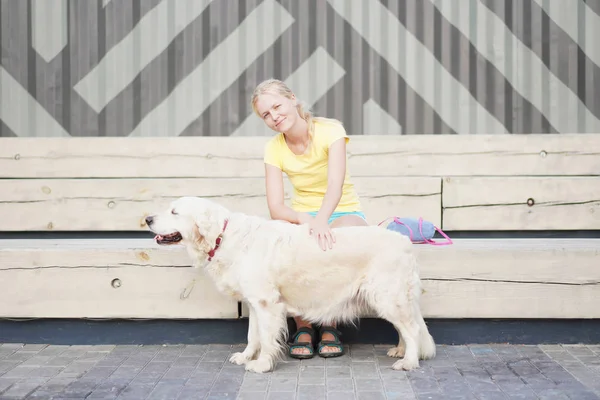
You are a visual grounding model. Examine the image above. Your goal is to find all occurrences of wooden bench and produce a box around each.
[1,134,599,322]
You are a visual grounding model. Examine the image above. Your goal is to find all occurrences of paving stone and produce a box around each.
[116,383,157,399]
[86,379,129,399]
[237,392,268,400]
[297,384,326,399]
[354,378,384,392]
[351,362,379,378]
[386,390,417,400]
[1,344,24,349]
[146,380,186,399]
[4,352,35,363]
[173,356,202,367]
[162,366,196,380]
[355,391,386,399]
[2,365,39,379]
[185,371,217,387]
[1,343,600,399]
[176,385,211,399]
[202,351,232,362]
[474,391,510,399]
[269,376,297,391]
[210,372,244,393]
[328,391,357,400]
[239,374,270,392]
[2,379,47,399]
[326,365,352,378]
[272,361,300,375]
[298,366,325,385]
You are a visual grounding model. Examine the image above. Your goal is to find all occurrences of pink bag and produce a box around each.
[378,217,453,246]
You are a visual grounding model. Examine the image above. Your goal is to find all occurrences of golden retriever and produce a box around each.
[145,196,436,373]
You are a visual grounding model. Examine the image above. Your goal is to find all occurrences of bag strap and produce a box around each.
[420,218,453,246]
[394,217,414,242]
[377,216,453,246]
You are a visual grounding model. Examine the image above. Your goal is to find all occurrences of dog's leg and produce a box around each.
[413,303,437,361]
[229,302,260,365]
[244,300,287,374]
[389,319,420,371]
[387,332,405,358]
[377,302,424,370]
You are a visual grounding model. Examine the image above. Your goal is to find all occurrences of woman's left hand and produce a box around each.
[308,216,336,251]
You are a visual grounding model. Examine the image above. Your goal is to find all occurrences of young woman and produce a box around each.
[250,78,369,359]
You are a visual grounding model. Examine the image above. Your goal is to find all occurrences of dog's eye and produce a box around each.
[171,209,177,215]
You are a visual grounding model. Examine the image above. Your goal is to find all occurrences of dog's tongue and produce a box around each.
[154,234,163,241]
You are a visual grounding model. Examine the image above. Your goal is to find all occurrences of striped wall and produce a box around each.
[0,0,599,137]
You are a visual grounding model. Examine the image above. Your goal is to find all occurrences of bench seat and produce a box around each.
[2,238,599,320]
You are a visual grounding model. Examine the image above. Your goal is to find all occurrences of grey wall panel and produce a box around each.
[1,0,599,137]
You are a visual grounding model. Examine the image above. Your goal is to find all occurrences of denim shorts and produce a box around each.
[307,211,367,225]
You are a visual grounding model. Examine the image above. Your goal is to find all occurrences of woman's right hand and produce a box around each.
[297,213,335,251]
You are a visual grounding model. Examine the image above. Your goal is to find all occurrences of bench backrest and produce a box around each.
[1,134,598,234]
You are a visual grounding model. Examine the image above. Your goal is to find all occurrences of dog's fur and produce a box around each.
[145,196,436,373]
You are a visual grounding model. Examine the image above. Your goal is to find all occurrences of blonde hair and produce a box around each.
[250,78,342,136]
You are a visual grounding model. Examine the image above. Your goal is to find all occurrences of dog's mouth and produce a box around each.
[154,232,183,245]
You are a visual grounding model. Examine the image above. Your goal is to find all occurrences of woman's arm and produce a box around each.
[264,163,311,224]
[313,137,346,224]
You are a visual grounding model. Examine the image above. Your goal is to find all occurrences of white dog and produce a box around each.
[145,196,436,373]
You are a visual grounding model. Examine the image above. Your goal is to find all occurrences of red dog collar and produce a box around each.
[207,219,229,261]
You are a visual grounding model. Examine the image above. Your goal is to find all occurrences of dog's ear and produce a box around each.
[192,202,229,251]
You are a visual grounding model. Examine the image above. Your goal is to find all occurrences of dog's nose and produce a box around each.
[145,216,154,226]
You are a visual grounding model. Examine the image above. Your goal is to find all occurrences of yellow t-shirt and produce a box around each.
[263,119,362,213]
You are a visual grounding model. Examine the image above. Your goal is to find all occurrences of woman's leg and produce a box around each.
[317,214,369,355]
[290,213,369,357]
[289,316,315,357]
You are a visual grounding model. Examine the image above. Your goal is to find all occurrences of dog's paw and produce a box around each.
[229,352,251,365]
[245,358,273,373]
[387,346,405,358]
[392,358,419,371]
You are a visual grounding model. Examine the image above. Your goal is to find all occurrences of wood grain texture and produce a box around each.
[0,239,238,318]
[417,239,600,318]
[230,237,600,319]
[2,238,598,319]
[0,177,441,231]
[443,177,600,230]
[243,238,600,318]
[1,134,598,178]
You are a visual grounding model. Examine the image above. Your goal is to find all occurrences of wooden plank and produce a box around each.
[3,238,599,319]
[1,134,599,178]
[241,238,600,318]
[443,177,600,230]
[415,238,600,285]
[418,238,600,318]
[0,177,441,231]
[348,134,600,177]
[419,281,599,319]
[0,239,238,319]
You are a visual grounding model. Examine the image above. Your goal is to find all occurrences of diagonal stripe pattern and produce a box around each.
[231,46,345,136]
[431,0,600,134]
[128,0,294,137]
[0,67,69,137]
[0,0,599,137]
[73,0,214,113]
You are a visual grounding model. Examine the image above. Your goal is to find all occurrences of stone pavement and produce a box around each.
[0,343,599,399]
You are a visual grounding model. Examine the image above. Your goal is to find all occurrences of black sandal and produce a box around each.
[288,326,316,359]
[317,325,344,358]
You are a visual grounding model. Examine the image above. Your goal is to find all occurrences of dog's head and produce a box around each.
[145,197,231,255]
